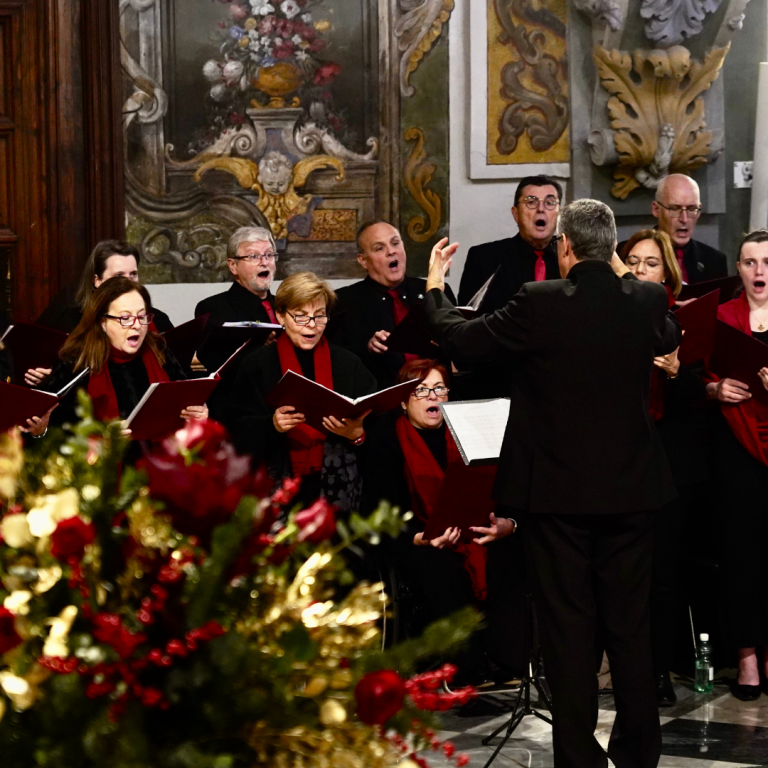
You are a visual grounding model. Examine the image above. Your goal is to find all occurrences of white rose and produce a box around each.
[3,591,32,616]
[202,59,223,83]
[281,0,300,20]
[222,60,244,86]
[210,84,230,102]
[26,488,79,539]
[0,514,33,549]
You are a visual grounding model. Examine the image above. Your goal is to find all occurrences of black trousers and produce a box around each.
[525,512,660,768]
[716,426,768,649]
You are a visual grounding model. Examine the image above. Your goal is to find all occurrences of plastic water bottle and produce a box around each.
[695,633,714,693]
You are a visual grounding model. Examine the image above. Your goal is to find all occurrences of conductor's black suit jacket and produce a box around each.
[426,259,681,515]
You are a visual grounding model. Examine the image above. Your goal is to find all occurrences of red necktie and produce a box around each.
[262,299,277,324]
[675,248,689,283]
[534,250,546,281]
[388,289,417,362]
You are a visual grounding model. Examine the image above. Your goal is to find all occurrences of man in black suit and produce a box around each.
[426,199,680,768]
[194,226,278,420]
[619,174,728,285]
[330,220,456,388]
[457,175,562,312]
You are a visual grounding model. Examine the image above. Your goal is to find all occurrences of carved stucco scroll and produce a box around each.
[641,0,724,48]
[403,128,441,243]
[394,0,455,98]
[494,0,569,156]
[592,45,729,199]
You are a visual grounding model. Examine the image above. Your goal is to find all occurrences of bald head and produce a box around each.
[652,174,702,248]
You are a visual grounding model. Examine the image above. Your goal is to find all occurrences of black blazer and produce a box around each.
[224,341,377,473]
[36,286,174,334]
[457,233,559,311]
[426,260,681,515]
[194,282,276,420]
[617,237,728,286]
[330,276,456,389]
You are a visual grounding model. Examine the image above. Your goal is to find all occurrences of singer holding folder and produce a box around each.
[227,272,376,512]
[704,230,768,701]
[425,199,680,768]
[34,278,206,437]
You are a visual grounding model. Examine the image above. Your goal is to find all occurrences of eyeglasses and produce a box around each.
[286,312,328,327]
[412,385,450,399]
[656,203,702,218]
[519,195,560,211]
[625,257,663,269]
[552,233,564,244]
[104,313,154,327]
[230,252,279,262]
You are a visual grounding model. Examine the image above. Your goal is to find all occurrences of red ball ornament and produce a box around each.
[354,669,406,726]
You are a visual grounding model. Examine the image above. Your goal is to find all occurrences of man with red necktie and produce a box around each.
[457,175,562,314]
[195,226,279,419]
[617,174,728,287]
[330,221,457,389]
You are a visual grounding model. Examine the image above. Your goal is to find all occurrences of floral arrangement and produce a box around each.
[0,398,479,768]
[195,0,346,142]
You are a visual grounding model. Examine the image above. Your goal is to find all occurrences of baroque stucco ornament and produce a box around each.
[591,45,728,199]
[641,0,724,47]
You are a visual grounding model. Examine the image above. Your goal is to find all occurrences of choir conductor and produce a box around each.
[425,199,681,768]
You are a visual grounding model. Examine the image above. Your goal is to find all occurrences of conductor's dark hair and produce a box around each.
[513,176,563,208]
[397,358,449,387]
[75,240,141,311]
[737,229,768,260]
[355,219,400,254]
[558,199,616,263]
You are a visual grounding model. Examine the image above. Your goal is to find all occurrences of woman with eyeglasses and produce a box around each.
[361,358,523,685]
[227,272,376,511]
[28,277,205,437]
[620,229,709,705]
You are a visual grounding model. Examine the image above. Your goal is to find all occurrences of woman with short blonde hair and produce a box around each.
[274,272,336,317]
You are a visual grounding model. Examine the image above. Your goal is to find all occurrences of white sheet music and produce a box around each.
[440,399,510,465]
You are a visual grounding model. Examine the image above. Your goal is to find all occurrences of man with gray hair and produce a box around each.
[195,226,279,417]
[425,199,681,768]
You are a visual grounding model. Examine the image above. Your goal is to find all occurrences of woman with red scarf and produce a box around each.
[706,230,768,701]
[227,272,376,512]
[621,228,710,705]
[29,277,204,437]
[361,359,523,686]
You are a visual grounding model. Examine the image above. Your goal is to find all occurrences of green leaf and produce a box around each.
[278,624,318,663]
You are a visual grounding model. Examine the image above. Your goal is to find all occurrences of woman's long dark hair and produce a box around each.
[75,240,140,311]
[60,277,165,374]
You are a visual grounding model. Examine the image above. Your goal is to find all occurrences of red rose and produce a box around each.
[294,498,336,543]
[313,61,339,85]
[355,670,406,725]
[93,614,146,660]
[0,607,22,654]
[50,516,96,561]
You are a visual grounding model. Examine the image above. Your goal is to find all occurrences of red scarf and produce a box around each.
[707,293,768,466]
[395,415,487,600]
[87,345,169,422]
[648,286,678,421]
[276,332,334,475]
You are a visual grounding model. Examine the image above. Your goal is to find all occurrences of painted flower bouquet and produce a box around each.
[0,399,478,768]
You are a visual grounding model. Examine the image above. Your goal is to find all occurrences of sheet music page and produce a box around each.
[440,399,510,464]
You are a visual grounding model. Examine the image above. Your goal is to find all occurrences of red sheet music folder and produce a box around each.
[709,320,768,406]
[0,370,88,433]
[125,342,250,441]
[422,463,498,543]
[266,371,418,434]
[1,324,68,385]
[675,290,719,365]
[678,275,742,303]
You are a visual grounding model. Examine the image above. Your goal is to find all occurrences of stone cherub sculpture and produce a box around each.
[194,150,345,241]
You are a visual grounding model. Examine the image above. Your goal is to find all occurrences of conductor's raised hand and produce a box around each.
[426,237,459,293]
[707,377,751,403]
[469,513,515,545]
[653,343,681,378]
[322,409,371,442]
[414,526,461,549]
[273,405,305,433]
[367,329,390,355]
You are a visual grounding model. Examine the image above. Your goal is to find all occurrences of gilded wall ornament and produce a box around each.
[403,128,442,243]
[592,45,729,199]
[395,0,455,98]
[194,152,345,241]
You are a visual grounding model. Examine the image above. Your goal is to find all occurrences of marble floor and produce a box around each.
[419,676,768,768]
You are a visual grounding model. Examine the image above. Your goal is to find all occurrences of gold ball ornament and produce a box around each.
[318,698,347,726]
